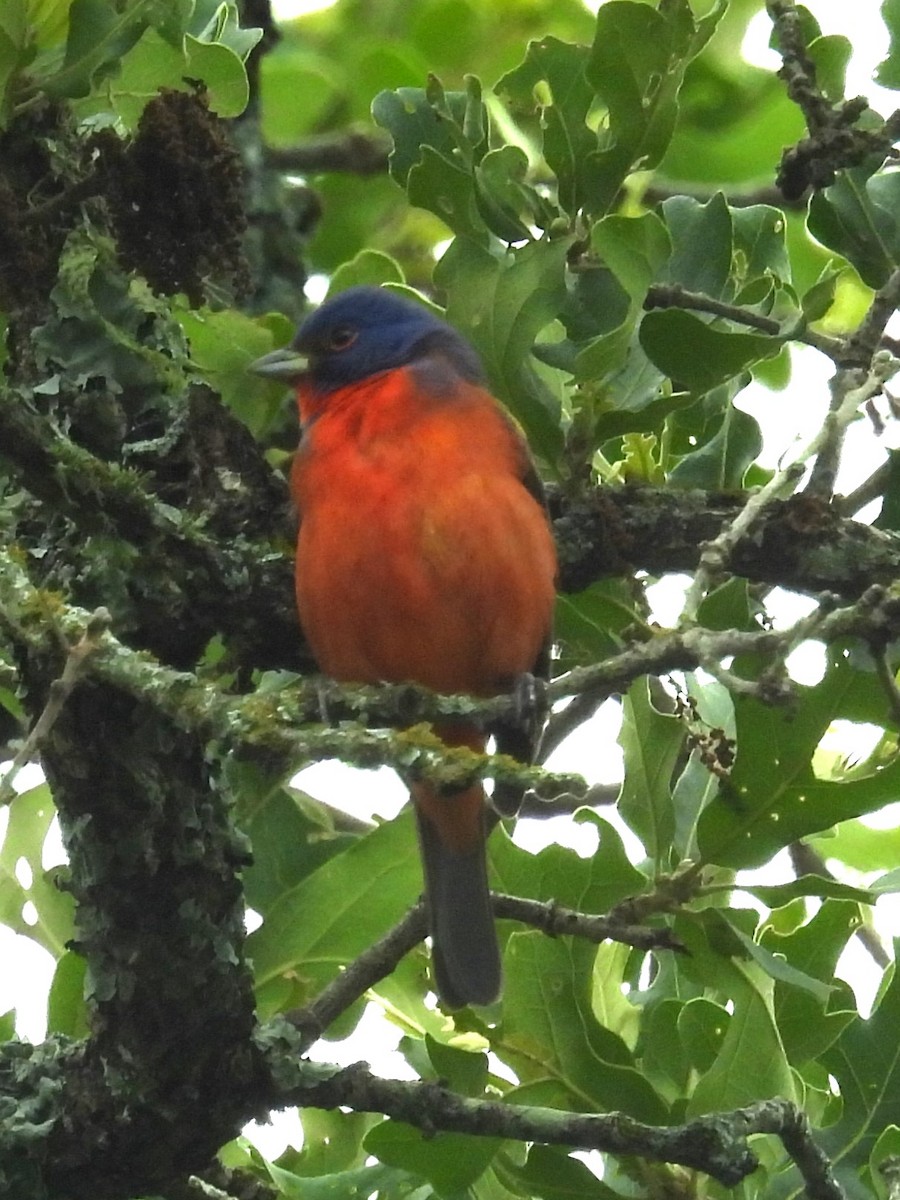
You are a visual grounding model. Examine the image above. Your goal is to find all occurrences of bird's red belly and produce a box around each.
[296,471,554,698]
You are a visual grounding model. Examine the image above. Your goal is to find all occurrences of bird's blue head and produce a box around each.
[248,286,484,393]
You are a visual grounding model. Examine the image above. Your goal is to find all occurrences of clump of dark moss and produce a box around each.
[0,104,72,314]
[103,88,250,306]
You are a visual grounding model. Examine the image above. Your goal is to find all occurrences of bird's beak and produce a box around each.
[247,347,308,382]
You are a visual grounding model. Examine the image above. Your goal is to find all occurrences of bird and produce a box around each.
[249,285,557,1008]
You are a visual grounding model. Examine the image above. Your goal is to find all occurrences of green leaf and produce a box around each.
[808,169,900,290]
[808,34,852,103]
[678,997,728,1075]
[686,964,795,1116]
[697,646,900,869]
[495,36,597,217]
[47,951,88,1038]
[436,235,570,461]
[722,915,832,1003]
[640,309,781,392]
[744,876,876,908]
[364,1122,500,1193]
[584,0,726,215]
[289,1108,377,1177]
[188,0,261,61]
[247,810,420,1013]
[821,945,900,1180]
[0,0,35,128]
[870,1126,900,1200]
[177,306,294,438]
[591,941,639,1050]
[591,211,672,304]
[327,250,404,294]
[372,77,490,240]
[240,783,356,917]
[661,66,803,187]
[642,998,691,1095]
[677,913,796,1116]
[0,783,74,958]
[765,900,861,1066]
[618,678,683,868]
[731,204,791,286]
[568,300,635,385]
[264,1159,407,1200]
[182,34,250,117]
[669,398,763,488]
[78,26,250,128]
[490,815,646,918]
[811,819,900,872]
[409,146,488,241]
[502,1144,623,1200]
[554,581,641,667]
[38,0,148,100]
[425,1034,487,1097]
[659,193,733,298]
[672,752,721,862]
[502,933,669,1121]
[149,0,193,47]
[801,265,846,322]
[474,145,542,242]
[876,448,900,533]
[260,48,338,145]
[878,0,900,89]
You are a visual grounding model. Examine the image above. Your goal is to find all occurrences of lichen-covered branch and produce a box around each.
[5,549,900,794]
[680,352,899,621]
[257,1038,846,1200]
[767,0,900,198]
[0,548,583,798]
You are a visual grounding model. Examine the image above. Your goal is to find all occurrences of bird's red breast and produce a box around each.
[291,361,556,700]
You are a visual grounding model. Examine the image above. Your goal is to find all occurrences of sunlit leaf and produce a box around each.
[618,678,683,868]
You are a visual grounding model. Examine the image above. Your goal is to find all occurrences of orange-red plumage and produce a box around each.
[251,286,556,1008]
[291,365,555,698]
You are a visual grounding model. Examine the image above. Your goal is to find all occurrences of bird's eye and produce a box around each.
[327,326,358,351]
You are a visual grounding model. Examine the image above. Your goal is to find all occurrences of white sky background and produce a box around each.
[0,0,898,1162]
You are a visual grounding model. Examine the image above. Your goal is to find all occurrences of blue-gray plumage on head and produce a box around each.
[248,285,485,392]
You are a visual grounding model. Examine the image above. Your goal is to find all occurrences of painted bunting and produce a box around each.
[250,286,556,1007]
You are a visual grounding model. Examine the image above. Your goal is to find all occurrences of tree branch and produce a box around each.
[5,549,900,792]
[767,0,900,199]
[263,130,391,175]
[257,1037,847,1199]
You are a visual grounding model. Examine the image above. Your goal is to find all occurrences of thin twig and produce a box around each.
[789,842,890,969]
[492,893,683,953]
[807,269,900,498]
[537,690,612,761]
[264,131,391,176]
[643,283,844,359]
[680,353,900,622]
[844,268,900,368]
[837,460,891,517]
[0,607,111,807]
[285,906,428,1050]
[285,893,681,1047]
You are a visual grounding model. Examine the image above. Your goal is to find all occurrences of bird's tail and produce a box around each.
[411,726,500,1009]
